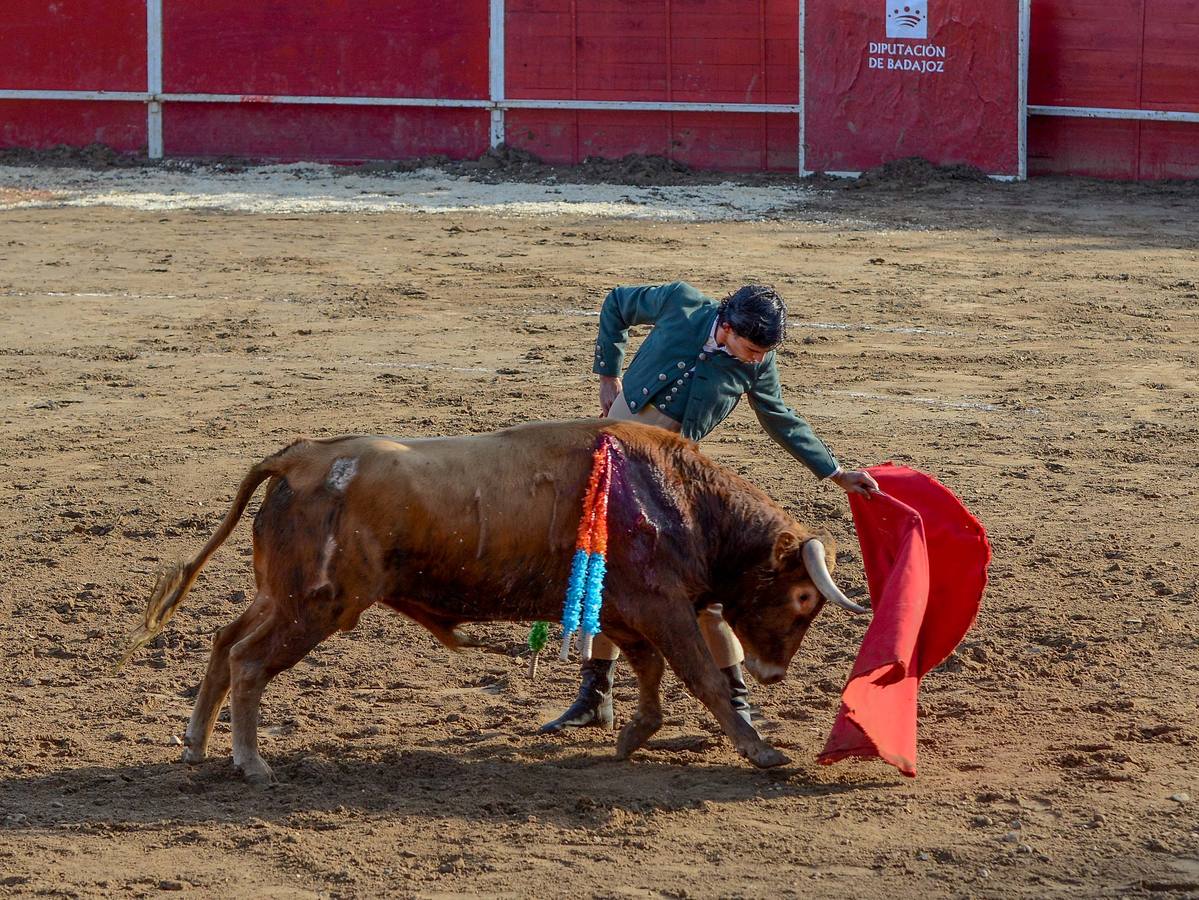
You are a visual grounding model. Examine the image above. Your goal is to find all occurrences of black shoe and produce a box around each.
[722,663,755,727]
[540,657,616,733]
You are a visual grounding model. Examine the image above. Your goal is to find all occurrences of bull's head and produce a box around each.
[724,530,869,685]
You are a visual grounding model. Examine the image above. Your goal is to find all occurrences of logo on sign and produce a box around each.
[886,1,928,39]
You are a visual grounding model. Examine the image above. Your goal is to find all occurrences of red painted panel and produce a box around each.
[506,109,796,172]
[508,0,796,105]
[505,0,574,98]
[1142,7,1199,110]
[576,36,669,99]
[507,41,577,98]
[0,101,146,152]
[508,0,571,9]
[671,111,773,171]
[505,110,578,163]
[642,8,763,101]
[163,104,489,162]
[1027,0,1199,181]
[763,66,799,103]
[673,62,767,102]
[578,111,673,159]
[766,114,801,171]
[4,0,1184,177]
[1028,51,1141,107]
[670,13,761,39]
[0,1,146,91]
[1139,121,1199,178]
[1030,0,1142,50]
[1028,0,1142,106]
[506,110,674,164]
[164,1,489,98]
[805,0,1023,176]
[576,10,668,36]
[671,38,761,66]
[765,1,800,102]
[1027,116,1140,178]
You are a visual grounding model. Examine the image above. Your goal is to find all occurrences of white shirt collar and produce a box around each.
[703,318,732,355]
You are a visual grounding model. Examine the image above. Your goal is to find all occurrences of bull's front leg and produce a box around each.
[631,605,789,769]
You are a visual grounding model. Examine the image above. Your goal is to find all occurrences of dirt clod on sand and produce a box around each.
[848,155,993,190]
[0,141,782,186]
[469,145,701,186]
[0,141,152,170]
[351,144,709,186]
[0,163,1196,898]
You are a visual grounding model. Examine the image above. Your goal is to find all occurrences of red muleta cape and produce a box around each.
[818,463,991,777]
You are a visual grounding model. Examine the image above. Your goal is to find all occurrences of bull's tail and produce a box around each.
[115,453,287,670]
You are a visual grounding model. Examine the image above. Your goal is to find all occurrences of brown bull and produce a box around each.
[121,419,866,785]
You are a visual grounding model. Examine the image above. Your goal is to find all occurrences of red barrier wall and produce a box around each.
[0,101,147,153]
[0,1,1195,178]
[161,1,490,161]
[1028,0,1199,179]
[504,110,798,173]
[163,105,489,162]
[504,0,800,171]
[1,0,146,91]
[804,0,1025,178]
[0,0,147,150]
[164,2,489,98]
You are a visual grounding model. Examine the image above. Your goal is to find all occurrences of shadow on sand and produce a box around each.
[0,737,897,833]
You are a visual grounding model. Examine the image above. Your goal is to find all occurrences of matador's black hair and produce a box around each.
[717,284,787,348]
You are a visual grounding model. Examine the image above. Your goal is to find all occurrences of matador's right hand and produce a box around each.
[599,375,622,416]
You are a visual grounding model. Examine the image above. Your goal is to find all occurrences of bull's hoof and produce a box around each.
[448,629,510,655]
[236,757,277,789]
[243,769,277,790]
[614,713,663,760]
[180,747,205,765]
[742,743,790,769]
[450,628,477,647]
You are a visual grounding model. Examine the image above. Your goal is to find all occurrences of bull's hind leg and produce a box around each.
[225,598,343,787]
[181,593,271,764]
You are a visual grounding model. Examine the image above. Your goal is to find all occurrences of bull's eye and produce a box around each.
[794,589,820,616]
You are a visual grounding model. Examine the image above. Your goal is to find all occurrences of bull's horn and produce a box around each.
[802,539,870,615]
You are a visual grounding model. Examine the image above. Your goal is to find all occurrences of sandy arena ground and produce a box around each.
[0,161,1197,898]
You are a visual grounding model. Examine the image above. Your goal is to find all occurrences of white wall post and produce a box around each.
[798,0,806,176]
[1018,0,1030,180]
[146,0,163,159]
[489,0,506,148]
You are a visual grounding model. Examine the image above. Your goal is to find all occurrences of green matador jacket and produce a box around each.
[592,281,840,479]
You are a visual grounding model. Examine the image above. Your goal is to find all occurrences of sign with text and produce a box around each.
[803,0,1028,178]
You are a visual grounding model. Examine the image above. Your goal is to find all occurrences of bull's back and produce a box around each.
[282,419,607,562]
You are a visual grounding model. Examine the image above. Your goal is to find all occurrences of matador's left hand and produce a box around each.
[831,469,880,498]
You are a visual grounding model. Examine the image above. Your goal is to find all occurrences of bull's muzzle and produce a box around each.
[743,655,787,685]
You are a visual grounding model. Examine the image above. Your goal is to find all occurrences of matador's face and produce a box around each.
[716,323,774,364]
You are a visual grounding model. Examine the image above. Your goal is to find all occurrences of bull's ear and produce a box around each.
[772,530,802,568]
